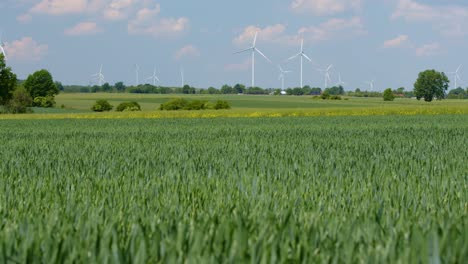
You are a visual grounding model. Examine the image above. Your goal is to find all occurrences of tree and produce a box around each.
[233,84,245,94]
[24,69,59,99]
[91,100,113,112]
[383,88,395,101]
[0,54,17,105]
[114,82,126,92]
[414,70,449,102]
[6,87,33,113]
[55,81,64,92]
[101,82,112,92]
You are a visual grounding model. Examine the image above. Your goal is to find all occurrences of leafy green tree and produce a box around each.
[383,88,395,101]
[101,82,112,92]
[0,54,17,105]
[233,84,245,94]
[325,85,344,95]
[24,69,59,99]
[220,84,233,94]
[207,87,218,94]
[114,82,126,92]
[414,70,449,102]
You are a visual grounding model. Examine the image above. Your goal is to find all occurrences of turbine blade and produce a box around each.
[287,53,301,61]
[234,47,253,54]
[255,48,272,63]
[327,64,333,71]
[302,53,312,62]
[301,39,304,52]
[253,31,258,47]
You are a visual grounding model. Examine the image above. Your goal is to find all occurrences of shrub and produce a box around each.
[186,100,208,110]
[92,100,113,112]
[116,101,141,112]
[321,91,330,100]
[159,98,189,110]
[33,96,56,108]
[5,87,33,113]
[330,95,342,100]
[211,100,231,110]
[383,88,395,101]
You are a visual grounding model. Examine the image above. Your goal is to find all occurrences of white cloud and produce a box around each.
[392,0,468,37]
[383,35,409,48]
[103,0,139,20]
[4,37,48,61]
[225,59,251,72]
[291,0,362,15]
[30,0,88,15]
[234,24,290,46]
[415,43,443,57]
[299,16,366,42]
[64,21,102,35]
[128,5,189,37]
[175,45,200,60]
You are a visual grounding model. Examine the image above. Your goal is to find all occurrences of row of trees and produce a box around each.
[0,55,59,113]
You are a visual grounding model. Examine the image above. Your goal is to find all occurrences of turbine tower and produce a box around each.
[287,39,312,88]
[180,67,184,87]
[234,32,272,88]
[146,67,160,86]
[134,64,140,86]
[317,65,333,88]
[278,65,291,91]
[92,65,105,86]
[449,65,462,89]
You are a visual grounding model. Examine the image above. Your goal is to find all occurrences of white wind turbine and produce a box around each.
[317,64,333,88]
[234,32,272,88]
[134,64,140,86]
[0,33,7,61]
[365,80,375,91]
[278,65,292,91]
[449,65,463,89]
[335,73,345,87]
[92,65,105,86]
[180,67,184,87]
[287,39,312,88]
[146,67,160,86]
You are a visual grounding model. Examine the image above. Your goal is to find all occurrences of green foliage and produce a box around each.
[116,101,142,112]
[24,69,59,99]
[91,99,113,112]
[0,54,17,105]
[4,87,33,113]
[321,91,330,99]
[414,69,449,102]
[33,96,56,108]
[383,88,395,101]
[447,87,468,99]
[0,116,466,262]
[325,85,345,95]
[159,98,231,111]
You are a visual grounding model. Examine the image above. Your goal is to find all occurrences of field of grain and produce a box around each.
[0,115,466,262]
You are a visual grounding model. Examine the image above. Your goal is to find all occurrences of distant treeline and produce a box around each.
[60,82,466,99]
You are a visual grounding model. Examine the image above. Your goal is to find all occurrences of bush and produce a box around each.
[159,98,189,110]
[116,101,141,112]
[211,100,231,110]
[330,95,342,100]
[33,96,56,108]
[321,91,330,100]
[186,100,209,110]
[92,100,113,112]
[4,87,33,113]
[383,88,395,101]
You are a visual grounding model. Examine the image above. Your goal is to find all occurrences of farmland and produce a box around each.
[0,115,467,262]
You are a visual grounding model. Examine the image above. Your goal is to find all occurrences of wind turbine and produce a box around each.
[0,33,7,60]
[365,80,375,91]
[134,64,140,86]
[335,73,345,87]
[317,64,333,88]
[180,67,184,87]
[92,65,105,86]
[278,65,292,91]
[449,65,463,89]
[146,67,160,86]
[287,39,312,88]
[234,32,272,88]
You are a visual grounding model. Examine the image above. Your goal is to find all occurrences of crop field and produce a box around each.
[0,115,467,263]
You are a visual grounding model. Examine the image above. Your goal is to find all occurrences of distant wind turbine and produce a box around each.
[180,67,184,87]
[335,73,345,87]
[134,64,140,86]
[317,64,333,88]
[92,65,105,86]
[365,80,375,91]
[287,39,312,88]
[278,65,291,91]
[234,32,272,88]
[449,65,463,89]
[146,67,160,86]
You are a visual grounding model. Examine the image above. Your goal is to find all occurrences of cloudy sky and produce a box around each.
[1,0,468,90]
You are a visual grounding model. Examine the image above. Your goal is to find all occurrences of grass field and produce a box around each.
[0,115,467,262]
[0,93,467,119]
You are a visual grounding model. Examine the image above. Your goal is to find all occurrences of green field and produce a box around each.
[0,115,467,262]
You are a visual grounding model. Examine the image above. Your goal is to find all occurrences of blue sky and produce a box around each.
[1,0,468,91]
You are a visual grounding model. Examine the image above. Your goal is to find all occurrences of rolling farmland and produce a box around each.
[0,115,466,262]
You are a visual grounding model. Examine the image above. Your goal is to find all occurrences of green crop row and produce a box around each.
[0,115,466,263]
